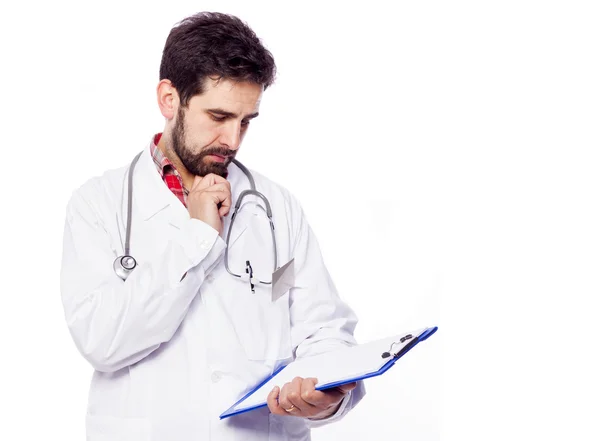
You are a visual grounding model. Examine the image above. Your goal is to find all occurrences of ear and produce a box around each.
[157,79,179,120]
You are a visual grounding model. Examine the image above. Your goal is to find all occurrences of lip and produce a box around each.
[208,154,228,163]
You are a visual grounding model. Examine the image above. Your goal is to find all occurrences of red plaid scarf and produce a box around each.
[150,133,189,207]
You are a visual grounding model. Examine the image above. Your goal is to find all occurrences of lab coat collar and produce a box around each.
[135,145,185,226]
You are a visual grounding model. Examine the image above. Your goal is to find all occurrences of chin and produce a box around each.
[200,164,229,178]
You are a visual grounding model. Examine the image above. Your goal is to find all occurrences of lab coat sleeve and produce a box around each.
[60,189,225,373]
[287,197,366,426]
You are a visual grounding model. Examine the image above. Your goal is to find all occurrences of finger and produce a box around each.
[206,182,232,196]
[286,377,316,414]
[336,382,357,394]
[212,178,232,207]
[299,378,321,407]
[319,385,352,406]
[202,183,231,216]
[202,188,232,213]
[202,173,231,190]
[191,174,217,191]
[277,382,295,413]
[302,381,350,408]
[219,193,232,217]
[191,173,229,191]
[209,173,230,185]
[300,378,330,407]
[266,386,287,416]
[198,181,230,195]
[278,381,305,416]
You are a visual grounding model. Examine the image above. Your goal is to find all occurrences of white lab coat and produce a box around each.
[60,142,365,441]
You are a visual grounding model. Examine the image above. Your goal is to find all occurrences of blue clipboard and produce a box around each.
[220,326,438,419]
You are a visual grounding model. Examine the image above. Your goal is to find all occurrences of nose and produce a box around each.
[219,121,243,151]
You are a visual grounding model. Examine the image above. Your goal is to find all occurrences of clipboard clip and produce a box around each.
[381,334,413,359]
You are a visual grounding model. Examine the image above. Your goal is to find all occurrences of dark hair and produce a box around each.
[159,12,277,107]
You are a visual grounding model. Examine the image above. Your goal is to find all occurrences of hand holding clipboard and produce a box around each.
[220,326,438,419]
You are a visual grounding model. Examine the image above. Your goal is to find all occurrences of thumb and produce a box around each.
[336,382,357,393]
[269,385,280,404]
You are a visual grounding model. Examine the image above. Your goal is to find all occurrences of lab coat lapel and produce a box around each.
[134,146,189,231]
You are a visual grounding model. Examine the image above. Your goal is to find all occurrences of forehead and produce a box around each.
[188,77,263,113]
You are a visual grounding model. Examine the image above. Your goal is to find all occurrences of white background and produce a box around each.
[0,1,599,440]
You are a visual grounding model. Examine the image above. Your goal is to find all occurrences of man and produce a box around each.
[60,11,365,440]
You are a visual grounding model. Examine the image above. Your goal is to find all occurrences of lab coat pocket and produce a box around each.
[86,414,151,441]
[230,283,293,362]
[224,210,293,362]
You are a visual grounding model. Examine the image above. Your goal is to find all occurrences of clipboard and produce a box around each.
[220,325,438,419]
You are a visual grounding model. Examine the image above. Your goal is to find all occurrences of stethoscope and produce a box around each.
[114,150,278,293]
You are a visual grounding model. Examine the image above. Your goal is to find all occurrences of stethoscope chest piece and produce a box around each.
[113,255,137,281]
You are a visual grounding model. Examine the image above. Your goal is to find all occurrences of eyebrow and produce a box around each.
[206,108,259,120]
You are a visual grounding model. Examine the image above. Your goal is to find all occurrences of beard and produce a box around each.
[170,107,236,178]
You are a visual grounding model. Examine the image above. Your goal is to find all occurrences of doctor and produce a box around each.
[60,11,365,441]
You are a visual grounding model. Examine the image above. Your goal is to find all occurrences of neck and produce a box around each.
[156,133,195,191]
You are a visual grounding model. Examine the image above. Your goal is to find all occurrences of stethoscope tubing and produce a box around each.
[115,150,277,281]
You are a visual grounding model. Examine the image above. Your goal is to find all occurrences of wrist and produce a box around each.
[309,401,342,421]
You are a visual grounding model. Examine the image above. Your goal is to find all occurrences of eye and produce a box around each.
[241,120,250,127]
[210,114,226,122]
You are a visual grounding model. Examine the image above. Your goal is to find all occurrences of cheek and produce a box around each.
[186,128,219,152]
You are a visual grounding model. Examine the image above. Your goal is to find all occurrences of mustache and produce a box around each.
[201,147,236,158]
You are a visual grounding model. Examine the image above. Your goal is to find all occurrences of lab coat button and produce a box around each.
[200,240,211,250]
[211,371,223,383]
